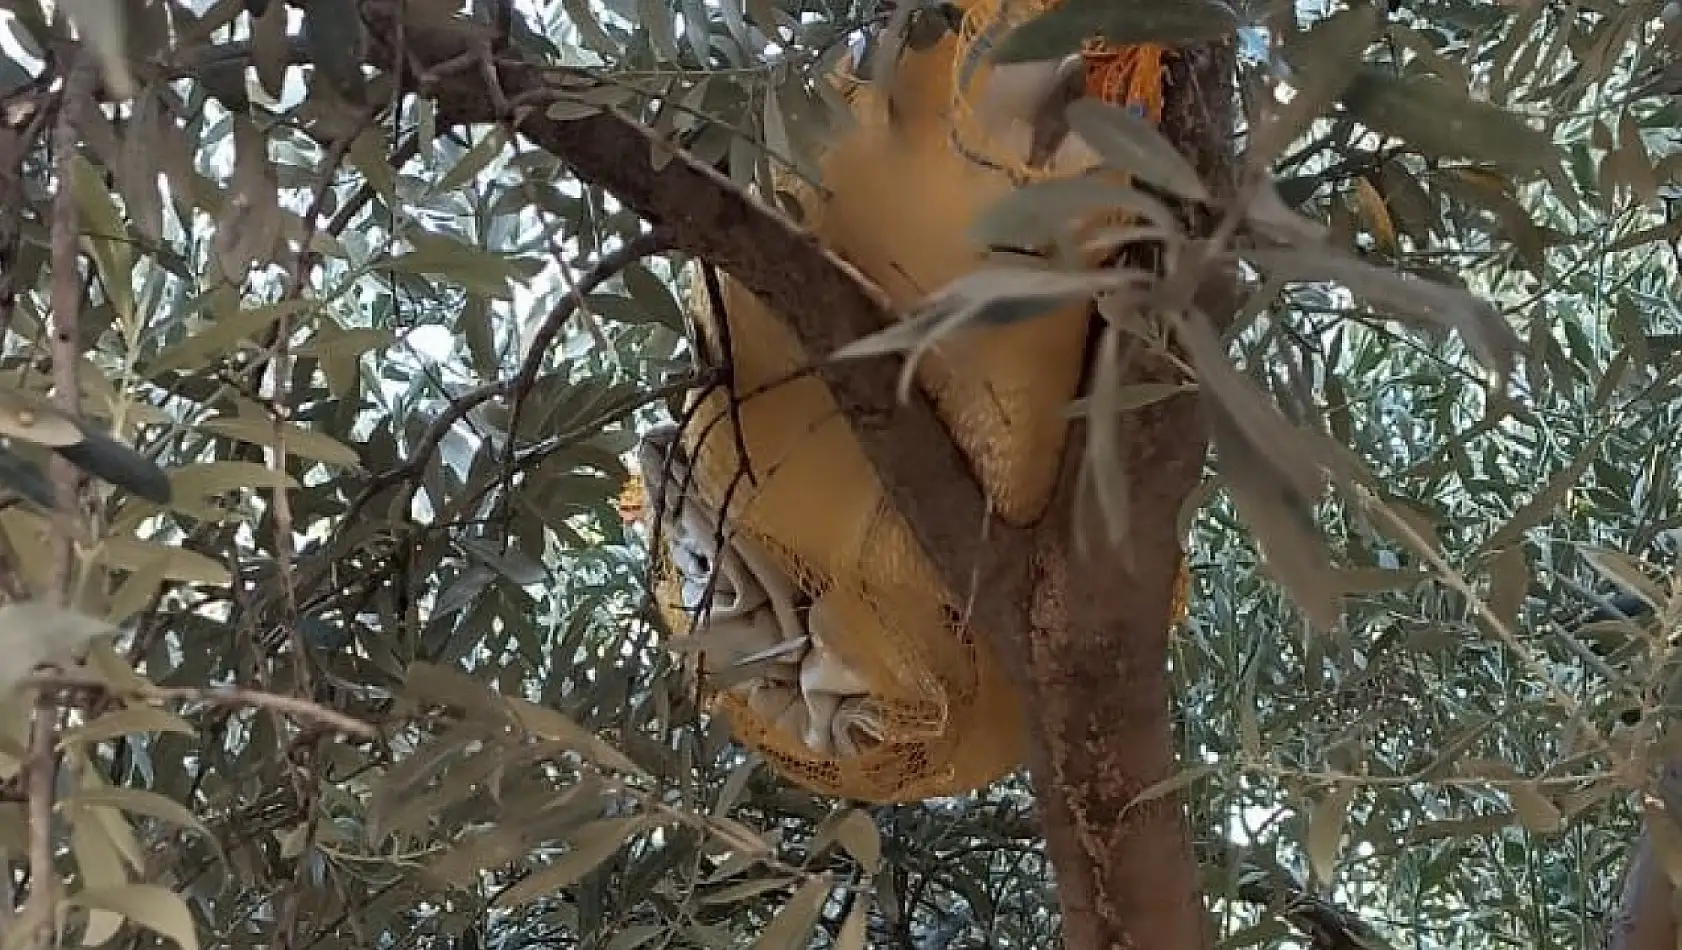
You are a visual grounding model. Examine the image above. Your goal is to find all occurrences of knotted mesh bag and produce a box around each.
[948,0,1168,181]
[637,0,1185,802]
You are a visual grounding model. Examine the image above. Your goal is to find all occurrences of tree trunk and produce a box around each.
[980,40,1237,950]
[1607,833,1675,950]
[1607,761,1682,950]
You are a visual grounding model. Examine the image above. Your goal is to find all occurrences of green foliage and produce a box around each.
[0,0,1674,947]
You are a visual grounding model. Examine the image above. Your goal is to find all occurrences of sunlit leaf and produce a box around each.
[698,876,798,906]
[0,602,114,695]
[68,885,199,950]
[70,154,134,319]
[198,416,362,468]
[67,803,132,946]
[426,825,530,890]
[1306,783,1354,886]
[0,388,86,448]
[492,815,650,907]
[169,461,300,500]
[830,808,881,870]
[65,788,216,849]
[1509,783,1563,833]
[1064,99,1209,202]
[61,706,196,746]
[836,892,870,950]
[749,873,832,950]
[95,537,231,587]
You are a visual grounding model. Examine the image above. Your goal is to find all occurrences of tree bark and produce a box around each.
[1014,398,1209,950]
[1607,833,1675,950]
[1607,761,1682,950]
[956,40,1237,950]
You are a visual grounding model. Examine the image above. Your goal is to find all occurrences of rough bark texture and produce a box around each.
[355,4,1235,947]
[1018,402,1208,950]
[1002,42,1235,950]
[1608,834,1675,950]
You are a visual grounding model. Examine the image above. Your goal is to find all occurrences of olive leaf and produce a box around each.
[54,429,173,505]
[750,874,833,950]
[969,177,1183,253]
[1306,782,1355,886]
[1250,3,1380,164]
[1064,98,1210,202]
[0,389,170,504]
[1178,312,1342,630]
[993,0,1239,64]
[60,0,134,98]
[0,601,115,696]
[1242,247,1519,380]
[0,447,54,509]
[831,265,1136,402]
[1340,68,1556,173]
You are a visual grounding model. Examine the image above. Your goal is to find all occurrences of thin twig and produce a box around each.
[340,228,676,528]
[268,127,363,950]
[21,53,97,950]
[45,74,91,593]
[266,132,357,702]
[699,261,758,488]
[34,671,380,740]
[504,228,676,437]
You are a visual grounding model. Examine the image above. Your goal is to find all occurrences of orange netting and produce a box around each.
[638,0,1186,803]
[1082,41,1168,120]
[948,0,1169,182]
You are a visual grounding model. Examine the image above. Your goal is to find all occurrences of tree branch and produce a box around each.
[1216,843,1397,950]
[351,7,1231,950]
[341,226,679,529]
[356,0,1036,657]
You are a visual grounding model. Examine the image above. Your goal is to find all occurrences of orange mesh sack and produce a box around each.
[639,420,1027,802]
[633,0,1184,803]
